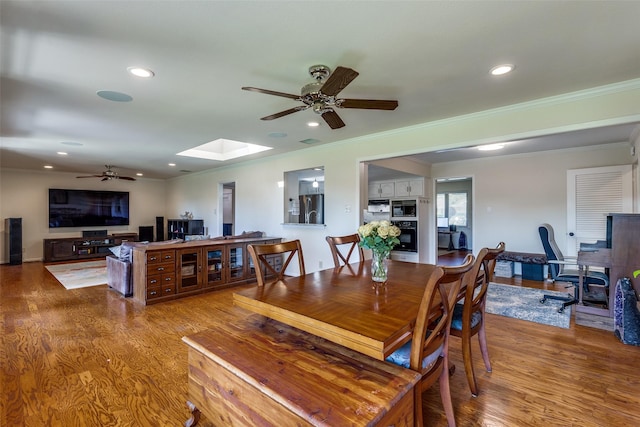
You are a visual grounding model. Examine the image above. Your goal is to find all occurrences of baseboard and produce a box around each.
[575,311,614,331]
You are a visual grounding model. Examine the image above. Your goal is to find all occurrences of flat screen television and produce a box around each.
[49,189,130,228]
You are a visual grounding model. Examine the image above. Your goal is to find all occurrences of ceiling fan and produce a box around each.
[242,65,398,129]
[76,165,136,181]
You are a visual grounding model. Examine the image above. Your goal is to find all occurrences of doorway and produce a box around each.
[435,177,473,265]
[222,182,235,236]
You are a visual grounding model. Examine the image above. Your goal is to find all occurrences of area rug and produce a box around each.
[45,260,107,290]
[485,283,571,329]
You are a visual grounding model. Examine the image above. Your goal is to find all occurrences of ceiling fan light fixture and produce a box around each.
[312,101,325,114]
[490,64,514,76]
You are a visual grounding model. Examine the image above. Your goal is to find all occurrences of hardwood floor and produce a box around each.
[2,260,640,426]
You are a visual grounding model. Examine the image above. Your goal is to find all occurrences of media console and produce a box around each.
[43,233,138,263]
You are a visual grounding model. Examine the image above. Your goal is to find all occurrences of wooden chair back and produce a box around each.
[450,242,505,398]
[325,234,364,267]
[411,254,474,426]
[248,240,306,286]
[460,242,506,316]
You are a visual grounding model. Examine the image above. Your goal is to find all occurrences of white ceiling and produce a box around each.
[2,1,640,180]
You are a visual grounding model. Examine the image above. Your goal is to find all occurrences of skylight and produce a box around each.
[177,139,272,161]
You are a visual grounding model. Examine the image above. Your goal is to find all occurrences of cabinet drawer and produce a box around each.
[147,273,175,288]
[147,283,176,300]
[147,251,175,264]
[147,261,175,274]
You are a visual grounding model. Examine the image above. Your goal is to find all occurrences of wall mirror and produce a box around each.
[283,166,325,225]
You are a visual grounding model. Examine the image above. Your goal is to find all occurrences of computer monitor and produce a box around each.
[437,217,449,228]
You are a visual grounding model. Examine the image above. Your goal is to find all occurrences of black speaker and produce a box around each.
[5,218,22,265]
[83,229,107,238]
[156,216,164,241]
[139,226,154,242]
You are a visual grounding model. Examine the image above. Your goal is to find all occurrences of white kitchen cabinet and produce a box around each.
[368,181,395,198]
[394,179,424,197]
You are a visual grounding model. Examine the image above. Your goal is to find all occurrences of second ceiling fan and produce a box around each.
[242,65,398,129]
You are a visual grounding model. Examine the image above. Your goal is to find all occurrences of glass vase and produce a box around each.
[371,250,389,283]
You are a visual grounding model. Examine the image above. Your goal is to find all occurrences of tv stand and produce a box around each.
[43,233,138,263]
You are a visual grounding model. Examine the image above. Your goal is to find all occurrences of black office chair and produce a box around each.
[538,223,609,313]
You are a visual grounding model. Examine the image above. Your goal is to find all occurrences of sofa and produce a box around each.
[106,232,263,297]
[106,241,138,297]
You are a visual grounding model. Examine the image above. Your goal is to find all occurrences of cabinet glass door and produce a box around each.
[205,247,224,288]
[228,245,245,282]
[177,249,202,292]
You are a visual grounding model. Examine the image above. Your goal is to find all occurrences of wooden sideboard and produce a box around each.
[132,237,281,305]
[43,233,138,262]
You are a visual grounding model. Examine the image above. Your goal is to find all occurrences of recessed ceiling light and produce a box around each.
[168,163,176,167]
[136,172,143,176]
[57,151,68,156]
[490,64,514,76]
[307,121,320,127]
[127,67,155,78]
[478,143,505,151]
[44,165,53,169]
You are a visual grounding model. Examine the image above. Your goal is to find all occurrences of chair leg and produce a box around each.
[439,357,456,427]
[477,320,492,373]
[461,333,479,397]
[414,384,424,427]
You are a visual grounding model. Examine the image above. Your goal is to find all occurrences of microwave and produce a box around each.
[391,199,417,218]
[367,199,390,213]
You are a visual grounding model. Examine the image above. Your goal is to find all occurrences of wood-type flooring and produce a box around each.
[2,258,640,426]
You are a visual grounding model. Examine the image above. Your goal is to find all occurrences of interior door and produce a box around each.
[221,182,235,236]
[566,165,632,256]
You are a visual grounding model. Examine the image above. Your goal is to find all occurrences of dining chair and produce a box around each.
[449,242,505,397]
[248,240,306,286]
[386,254,475,427]
[325,234,364,267]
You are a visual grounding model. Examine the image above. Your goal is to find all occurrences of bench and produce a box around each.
[182,315,420,426]
[497,251,548,281]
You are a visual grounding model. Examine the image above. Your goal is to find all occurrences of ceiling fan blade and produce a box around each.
[339,98,399,110]
[261,105,309,120]
[76,175,103,178]
[321,110,345,129]
[320,66,359,97]
[242,87,300,100]
[118,176,136,181]
[101,177,109,181]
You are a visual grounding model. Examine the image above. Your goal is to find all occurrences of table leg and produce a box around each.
[448,233,455,251]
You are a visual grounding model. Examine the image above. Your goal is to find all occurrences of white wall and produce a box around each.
[0,169,166,262]
[432,143,634,256]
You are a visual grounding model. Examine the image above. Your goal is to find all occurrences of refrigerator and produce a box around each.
[299,194,324,224]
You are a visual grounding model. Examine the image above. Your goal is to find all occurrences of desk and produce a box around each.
[233,260,437,360]
[438,230,455,250]
[577,248,612,316]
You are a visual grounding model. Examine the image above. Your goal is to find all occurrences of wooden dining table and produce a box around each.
[233,260,437,361]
